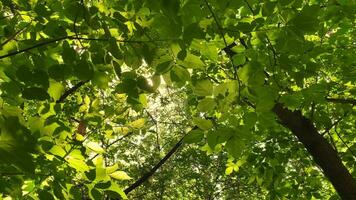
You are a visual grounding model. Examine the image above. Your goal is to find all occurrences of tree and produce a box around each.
[0,0,355,199]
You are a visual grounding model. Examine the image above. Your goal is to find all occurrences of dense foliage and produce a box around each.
[0,0,355,199]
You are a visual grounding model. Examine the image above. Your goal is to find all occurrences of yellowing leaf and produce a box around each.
[106,164,119,174]
[225,166,234,175]
[86,142,105,153]
[113,127,130,135]
[49,145,66,157]
[66,157,90,172]
[124,21,136,35]
[47,80,65,101]
[109,171,132,180]
[75,133,85,141]
[129,118,145,129]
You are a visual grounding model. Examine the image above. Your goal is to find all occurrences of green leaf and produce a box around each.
[197,98,217,112]
[92,71,109,89]
[129,118,146,129]
[225,137,245,158]
[232,54,245,65]
[47,80,65,101]
[106,164,119,174]
[113,61,121,78]
[66,157,90,172]
[225,166,234,175]
[48,64,72,81]
[107,182,128,199]
[291,5,320,33]
[183,54,205,69]
[49,145,66,157]
[109,171,132,180]
[96,166,108,181]
[155,61,173,75]
[62,41,77,63]
[170,65,190,83]
[183,129,204,144]
[86,142,105,154]
[22,87,50,100]
[238,61,265,86]
[193,118,213,130]
[137,76,154,92]
[74,60,94,80]
[193,80,213,96]
[0,117,36,173]
[108,38,122,59]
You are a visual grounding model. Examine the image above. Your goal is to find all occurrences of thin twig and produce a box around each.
[321,113,348,136]
[334,127,356,159]
[57,80,89,103]
[0,35,179,60]
[123,137,184,195]
[326,97,356,105]
[243,0,255,15]
[146,110,161,151]
[0,21,32,48]
[204,0,242,101]
[89,131,134,161]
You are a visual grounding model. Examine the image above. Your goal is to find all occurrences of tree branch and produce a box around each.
[0,35,69,60]
[204,0,240,80]
[0,21,31,48]
[123,137,184,195]
[89,131,134,161]
[326,97,356,105]
[0,35,178,60]
[273,103,356,199]
[334,127,356,159]
[57,80,89,103]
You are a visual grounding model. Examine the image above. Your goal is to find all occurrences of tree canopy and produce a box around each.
[0,0,355,199]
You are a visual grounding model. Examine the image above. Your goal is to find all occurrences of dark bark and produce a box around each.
[57,80,89,103]
[326,97,356,105]
[273,103,356,200]
[124,138,184,195]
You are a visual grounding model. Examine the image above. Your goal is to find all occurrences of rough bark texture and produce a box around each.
[273,103,356,200]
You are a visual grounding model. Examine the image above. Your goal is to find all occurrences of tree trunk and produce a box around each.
[273,103,356,199]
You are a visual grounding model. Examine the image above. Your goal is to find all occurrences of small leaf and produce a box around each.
[155,61,173,75]
[193,118,213,130]
[74,60,94,80]
[225,166,234,175]
[170,65,190,83]
[86,142,105,154]
[109,171,132,180]
[49,145,66,157]
[92,71,109,89]
[129,118,145,129]
[113,61,122,78]
[106,164,119,174]
[47,80,65,101]
[107,182,128,199]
